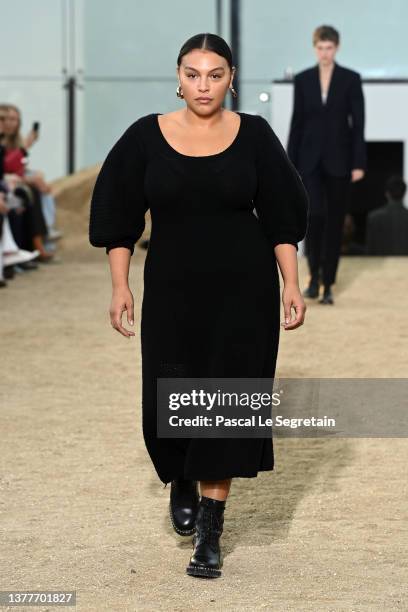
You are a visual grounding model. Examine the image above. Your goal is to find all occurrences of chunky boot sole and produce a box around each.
[186,562,222,578]
[168,501,196,536]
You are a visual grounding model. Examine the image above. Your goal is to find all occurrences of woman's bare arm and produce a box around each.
[274,243,306,330]
[108,247,135,338]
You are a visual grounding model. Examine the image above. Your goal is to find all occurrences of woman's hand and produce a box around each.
[109,286,135,338]
[281,282,306,330]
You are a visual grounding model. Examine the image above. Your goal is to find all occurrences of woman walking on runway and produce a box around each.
[89,33,309,579]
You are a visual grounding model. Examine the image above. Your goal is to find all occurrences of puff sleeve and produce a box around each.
[253,115,309,251]
[89,119,148,255]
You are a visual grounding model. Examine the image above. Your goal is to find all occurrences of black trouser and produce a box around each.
[302,163,350,287]
[10,185,48,251]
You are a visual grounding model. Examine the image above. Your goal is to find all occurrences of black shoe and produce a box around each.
[169,478,199,536]
[19,260,39,270]
[3,265,15,279]
[319,286,334,304]
[303,278,320,298]
[0,279,7,288]
[186,496,226,578]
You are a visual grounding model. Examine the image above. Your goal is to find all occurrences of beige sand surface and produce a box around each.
[1,176,407,611]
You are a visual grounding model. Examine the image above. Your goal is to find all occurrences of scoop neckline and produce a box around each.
[155,111,243,158]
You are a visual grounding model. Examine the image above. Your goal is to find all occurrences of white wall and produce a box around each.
[240,0,408,117]
[0,0,69,180]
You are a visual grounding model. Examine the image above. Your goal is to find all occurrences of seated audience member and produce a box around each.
[365,175,408,255]
[0,108,40,285]
[2,104,54,261]
[7,104,62,242]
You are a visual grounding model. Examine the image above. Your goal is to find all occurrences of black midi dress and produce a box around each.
[89,111,309,485]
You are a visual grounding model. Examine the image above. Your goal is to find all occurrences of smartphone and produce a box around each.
[32,121,40,133]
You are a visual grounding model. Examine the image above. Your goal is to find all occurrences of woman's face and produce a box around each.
[177,49,235,113]
[314,40,338,66]
[4,108,20,135]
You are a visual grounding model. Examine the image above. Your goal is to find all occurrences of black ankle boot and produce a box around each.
[303,276,320,298]
[169,478,199,536]
[186,495,226,578]
[319,285,334,304]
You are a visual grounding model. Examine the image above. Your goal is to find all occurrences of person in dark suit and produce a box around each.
[287,25,367,304]
[365,175,408,255]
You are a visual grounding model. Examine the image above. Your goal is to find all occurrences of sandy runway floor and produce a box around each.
[1,234,407,611]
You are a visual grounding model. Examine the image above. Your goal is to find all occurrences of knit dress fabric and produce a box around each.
[89,111,309,484]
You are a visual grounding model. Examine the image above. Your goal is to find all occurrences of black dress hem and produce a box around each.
[158,464,275,487]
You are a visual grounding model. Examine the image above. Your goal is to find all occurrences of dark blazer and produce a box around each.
[365,200,408,255]
[287,62,366,177]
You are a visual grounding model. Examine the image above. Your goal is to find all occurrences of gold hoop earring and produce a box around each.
[230,86,238,98]
[176,85,184,99]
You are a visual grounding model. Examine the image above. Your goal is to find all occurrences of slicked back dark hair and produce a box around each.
[177,33,234,71]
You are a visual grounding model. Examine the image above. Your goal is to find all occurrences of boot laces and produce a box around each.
[196,505,223,551]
